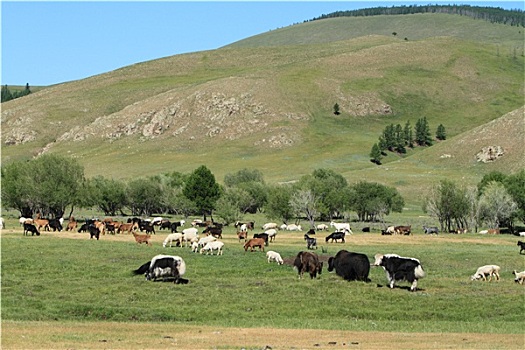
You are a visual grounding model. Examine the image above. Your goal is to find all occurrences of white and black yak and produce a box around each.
[133,254,189,284]
[327,250,370,282]
[373,253,425,292]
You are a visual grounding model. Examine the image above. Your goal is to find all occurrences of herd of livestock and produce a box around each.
[11,215,525,290]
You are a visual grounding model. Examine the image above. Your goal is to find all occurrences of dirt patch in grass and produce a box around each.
[2,321,523,349]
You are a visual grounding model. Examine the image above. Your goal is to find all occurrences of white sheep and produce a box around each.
[316,223,329,231]
[512,270,525,284]
[280,224,287,230]
[265,228,277,242]
[470,265,501,281]
[197,235,217,248]
[182,227,199,247]
[286,224,302,231]
[191,241,199,253]
[163,233,183,248]
[262,222,278,230]
[200,241,224,255]
[518,232,525,237]
[266,250,283,265]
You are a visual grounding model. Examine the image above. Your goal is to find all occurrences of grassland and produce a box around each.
[1,213,524,348]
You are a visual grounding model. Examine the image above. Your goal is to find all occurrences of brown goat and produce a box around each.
[244,238,265,252]
[132,232,152,246]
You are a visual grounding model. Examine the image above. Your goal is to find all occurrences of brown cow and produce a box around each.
[244,238,265,252]
[488,228,500,235]
[293,251,323,279]
[132,232,152,246]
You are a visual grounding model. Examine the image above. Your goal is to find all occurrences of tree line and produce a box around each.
[1,155,404,226]
[1,84,31,103]
[369,117,446,164]
[2,155,523,232]
[311,4,524,27]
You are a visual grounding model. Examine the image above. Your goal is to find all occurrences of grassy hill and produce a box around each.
[1,13,523,207]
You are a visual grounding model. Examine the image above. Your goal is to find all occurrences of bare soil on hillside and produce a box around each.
[2,321,523,349]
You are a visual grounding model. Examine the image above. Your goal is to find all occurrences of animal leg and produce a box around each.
[410,280,418,292]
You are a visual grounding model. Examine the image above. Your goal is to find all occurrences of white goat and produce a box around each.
[265,228,277,242]
[200,241,224,255]
[512,270,525,284]
[471,265,500,281]
[266,250,283,265]
[330,221,352,234]
[163,233,183,248]
[191,241,199,253]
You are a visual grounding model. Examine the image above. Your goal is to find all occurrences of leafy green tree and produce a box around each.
[88,176,128,216]
[224,168,264,187]
[394,123,406,153]
[1,85,13,102]
[265,184,294,223]
[214,187,246,225]
[369,143,382,165]
[1,160,37,217]
[436,124,446,140]
[349,181,404,222]
[477,171,507,195]
[224,168,268,213]
[478,181,517,229]
[504,170,525,225]
[423,180,469,232]
[404,120,413,148]
[127,176,164,216]
[183,165,221,220]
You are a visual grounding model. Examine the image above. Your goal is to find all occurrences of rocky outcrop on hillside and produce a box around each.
[476,146,504,163]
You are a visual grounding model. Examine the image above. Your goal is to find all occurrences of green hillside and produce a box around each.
[1,13,523,206]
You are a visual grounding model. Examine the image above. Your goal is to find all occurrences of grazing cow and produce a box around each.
[470,265,500,282]
[328,250,370,282]
[325,231,345,243]
[394,225,411,235]
[200,241,224,255]
[244,238,265,252]
[202,226,223,239]
[517,241,525,254]
[253,233,269,246]
[293,251,323,279]
[423,226,439,235]
[512,270,525,284]
[385,226,396,235]
[266,250,284,265]
[133,254,188,284]
[373,253,425,292]
[132,232,152,246]
[304,234,317,250]
[330,221,352,234]
[23,223,40,236]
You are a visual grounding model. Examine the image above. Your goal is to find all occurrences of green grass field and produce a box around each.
[2,218,524,335]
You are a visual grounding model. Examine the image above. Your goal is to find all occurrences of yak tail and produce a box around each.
[133,261,150,275]
[177,259,186,276]
[415,265,426,279]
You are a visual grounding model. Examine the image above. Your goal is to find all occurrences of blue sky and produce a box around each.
[2,1,523,86]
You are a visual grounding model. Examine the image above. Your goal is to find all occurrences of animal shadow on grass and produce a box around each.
[376,284,425,292]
